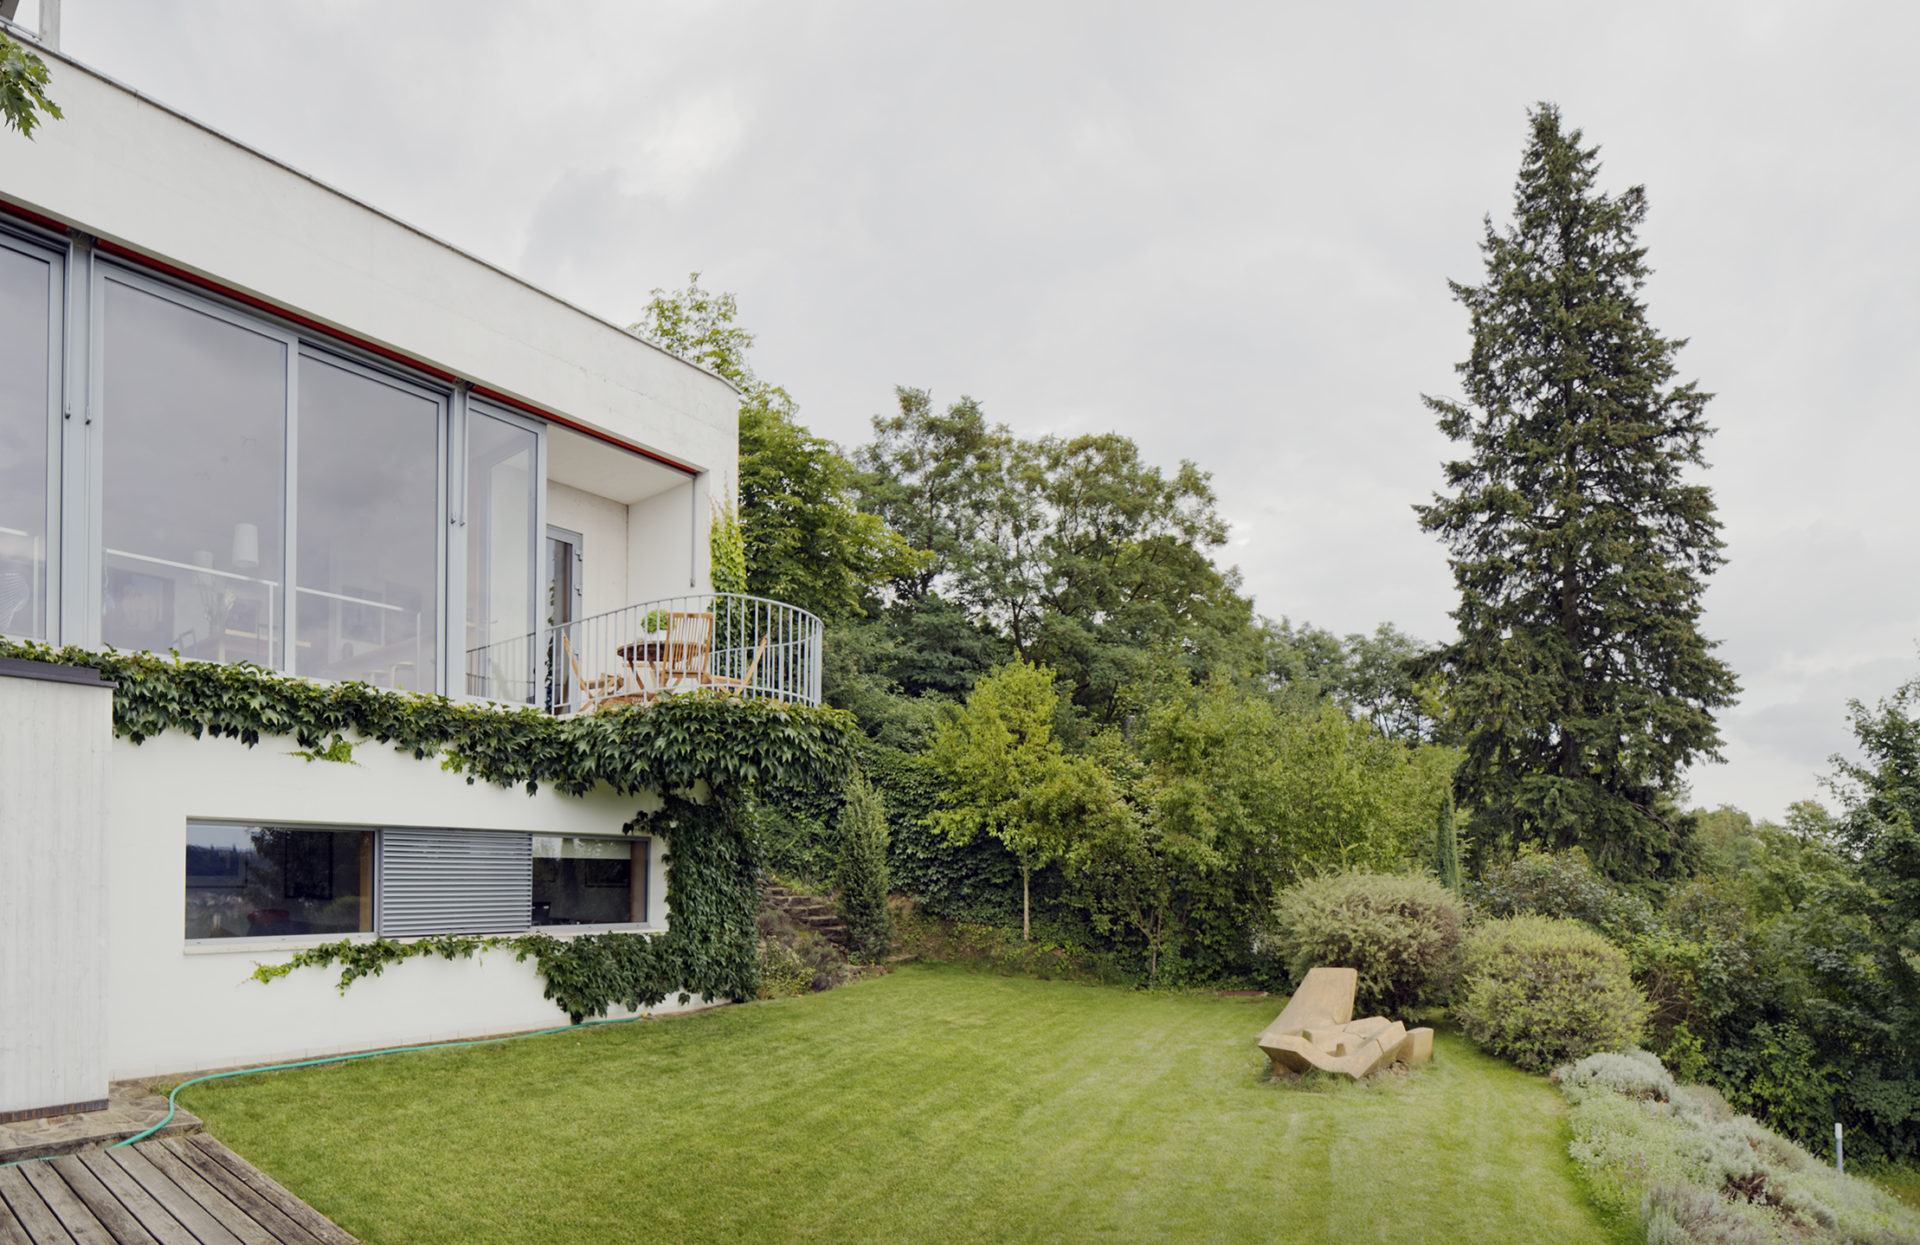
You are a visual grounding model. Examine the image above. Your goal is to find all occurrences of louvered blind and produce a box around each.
[377,829,531,936]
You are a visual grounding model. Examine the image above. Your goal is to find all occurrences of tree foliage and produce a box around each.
[1,32,61,139]
[857,387,1258,720]
[634,276,915,620]
[834,771,894,957]
[923,661,1119,938]
[1417,104,1738,879]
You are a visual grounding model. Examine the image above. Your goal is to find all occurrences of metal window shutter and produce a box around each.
[377,829,530,936]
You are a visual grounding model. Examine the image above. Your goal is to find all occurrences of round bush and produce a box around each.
[1270,872,1464,1014]
[1454,915,1649,1071]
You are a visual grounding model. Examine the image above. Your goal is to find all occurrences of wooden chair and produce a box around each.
[562,631,624,711]
[653,611,714,694]
[702,633,772,694]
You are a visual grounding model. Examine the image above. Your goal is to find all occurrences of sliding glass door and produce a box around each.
[0,238,58,641]
[295,355,443,692]
[98,276,288,665]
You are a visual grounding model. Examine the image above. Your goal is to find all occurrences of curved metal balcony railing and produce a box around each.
[463,592,823,713]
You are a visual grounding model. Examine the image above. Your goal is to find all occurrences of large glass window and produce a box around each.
[532,835,646,926]
[184,822,373,939]
[0,243,54,640]
[295,356,440,691]
[464,410,538,699]
[101,279,286,664]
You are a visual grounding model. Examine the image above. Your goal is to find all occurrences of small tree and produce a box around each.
[1434,794,1463,894]
[924,660,1081,939]
[833,772,892,957]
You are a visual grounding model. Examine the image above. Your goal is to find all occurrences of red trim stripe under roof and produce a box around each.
[0,198,700,477]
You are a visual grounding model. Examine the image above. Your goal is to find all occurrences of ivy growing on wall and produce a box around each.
[0,640,857,1020]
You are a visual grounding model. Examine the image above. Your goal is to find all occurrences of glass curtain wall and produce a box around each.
[464,410,538,700]
[0,243,54,640]
[295,357,441,691]
[100,279,286,664]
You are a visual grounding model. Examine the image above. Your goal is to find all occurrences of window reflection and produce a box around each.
[295,357,440,691]
[184,822,373,939]
[465,411,538,700]
[0,244,52,640]
[531,835,644,926]
[101,280,286,664]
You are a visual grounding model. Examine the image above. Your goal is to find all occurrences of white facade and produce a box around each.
[110,729,693,1081]
[0,46,748,1103]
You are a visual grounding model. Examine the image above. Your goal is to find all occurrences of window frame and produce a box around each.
[294,344,451,693]
[0,225,66,644]
[182,822,657,950]
[65,258,545,695]
[87,263,300,657]
[457,396,549,706]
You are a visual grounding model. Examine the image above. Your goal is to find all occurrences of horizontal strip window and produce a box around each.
[184,822,650,942]
[185,822,374,940]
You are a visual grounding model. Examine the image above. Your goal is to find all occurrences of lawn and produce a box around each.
[181,965,1629,1244]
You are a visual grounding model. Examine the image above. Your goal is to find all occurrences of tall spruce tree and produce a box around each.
[1417,104,1738,880]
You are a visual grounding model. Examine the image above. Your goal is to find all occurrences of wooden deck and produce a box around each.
[0,1134,357,1245]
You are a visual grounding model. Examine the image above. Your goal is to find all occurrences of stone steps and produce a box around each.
[759,882,849,947]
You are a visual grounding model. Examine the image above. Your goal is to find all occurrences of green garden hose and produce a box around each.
[0,1012,651,1169]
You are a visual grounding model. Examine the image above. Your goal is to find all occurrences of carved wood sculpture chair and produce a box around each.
[1255,966,1434,1079]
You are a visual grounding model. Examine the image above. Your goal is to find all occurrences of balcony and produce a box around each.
[464,593,824,713]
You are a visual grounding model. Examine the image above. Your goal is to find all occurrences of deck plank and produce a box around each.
[101,1151,242,1245]
[0,1166,76,1245]
[0,1186,35,1245]
[118,1151,268,1245]
[15,1166,112,1245]
[180,1142,353,1245]
[153,1145,317,1245]
[42,1160,156,1245]
[71,1155,195,1245]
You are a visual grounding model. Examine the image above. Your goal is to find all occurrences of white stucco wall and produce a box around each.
[628,473,710,605]
[0,51,737,481]
[107,729,698,1081]
[0,670,112,1116]
[547,482,631,620]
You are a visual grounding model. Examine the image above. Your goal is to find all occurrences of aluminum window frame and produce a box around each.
[457,396,548,706]
[294,343,451,693]
[87,261,301,659]
[0,224,65,644]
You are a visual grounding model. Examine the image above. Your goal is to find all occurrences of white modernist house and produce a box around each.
[0,37,821,1122]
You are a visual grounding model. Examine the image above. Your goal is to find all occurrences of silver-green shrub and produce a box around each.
[1269,871,1463,1014]
[1453,915,1648,1070]
[1559,1048,1676,1102]
[1562,1047,1920,1244]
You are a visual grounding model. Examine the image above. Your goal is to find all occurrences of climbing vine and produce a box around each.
[0,639,856,1018]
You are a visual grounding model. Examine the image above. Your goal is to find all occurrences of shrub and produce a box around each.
[1470,846,1657,941]
[1557,1048,1675,1102]
[1453,915,1648,1070]
[1561,1047,1920,1244]
[1269,872,1464,1014]
[755,909,852,997]
[835,773,894,958]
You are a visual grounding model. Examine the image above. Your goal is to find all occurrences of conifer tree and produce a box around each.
[1434,794,1463,895]
[1417,104,1738,879]
[833,772,893,958]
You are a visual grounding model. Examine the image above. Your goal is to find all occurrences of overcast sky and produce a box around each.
[33,0,1920,821]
